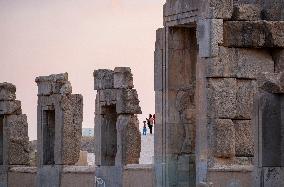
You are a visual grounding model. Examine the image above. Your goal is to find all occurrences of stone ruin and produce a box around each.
[154,0,284,186]
[35,73,83,186]
[0,83,29,186]
[94,67,142,187]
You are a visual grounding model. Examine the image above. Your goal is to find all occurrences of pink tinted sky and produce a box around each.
[0,0,165,140]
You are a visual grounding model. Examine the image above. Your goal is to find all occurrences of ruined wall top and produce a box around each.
[0,82,16,101]
[35,73,72,96]
[163,0,284,26]
[94,67,134,90]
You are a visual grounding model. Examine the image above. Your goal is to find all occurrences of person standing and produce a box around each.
[142,121,147,135]
[147,114,154,134]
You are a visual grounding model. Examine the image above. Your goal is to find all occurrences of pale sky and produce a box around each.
[0,0,165,140]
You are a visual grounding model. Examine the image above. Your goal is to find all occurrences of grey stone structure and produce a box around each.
[94,67,142,187]
[154,0,284,186]
[35,73,83,187]
[253,72,284,187]
[0,83,29,187]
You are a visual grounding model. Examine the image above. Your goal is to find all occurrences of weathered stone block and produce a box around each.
[236,80,257,119]
[98,89,117,107]
[116,89,142,114]
[0,83,16,101]
[234,120,254,157]
[206,47,237,77]
[0,100,21,115]
[166,123,186,154]
[93,69,114,90]
[5,114,28,139]
[8,138,29,165]
[232,4,261,20]
[213,119,235,158]
[113,67,133,89]
[116,115,141,165]
[207,47,274,79]
[61,94,83,165]
[35,73,71,96]
[208,78,237,118]
[198,19,223,58]
[235,48,274,79]
[209,0,233,19]
[224,21,284,48]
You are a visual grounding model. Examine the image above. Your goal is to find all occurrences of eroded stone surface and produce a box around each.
[208,78,237,118]
[224,21,284,48]
[116,89,142,114]
[234,120,254,157]
[93,69,114,90]
[232,4,261,20]
[214,119,236,158]
[0,83,16,101]
[114,67,133,89]
[0,100,21,115]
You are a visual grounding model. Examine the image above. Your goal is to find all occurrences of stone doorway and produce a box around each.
[42,109,55,165]
[155,25,198,186]
[101,105,117,166]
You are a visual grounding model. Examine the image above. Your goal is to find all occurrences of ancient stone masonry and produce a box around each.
[253,72,284,187]
[155,0,284,186]
[35,73,83,187]
[94,67,142,187]
[0,82,29,187]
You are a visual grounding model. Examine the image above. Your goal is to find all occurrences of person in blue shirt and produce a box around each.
[142,121,147,135]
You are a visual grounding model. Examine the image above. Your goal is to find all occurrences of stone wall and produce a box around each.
[155,0,284,186]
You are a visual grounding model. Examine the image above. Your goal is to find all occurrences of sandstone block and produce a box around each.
[166,123,186,154]
[198,19,223,58]
[236,80,257,119]
[234,120,254,157]
[93,69,114,90]
[208,78,237,118]
[116,89,142,114]
[0,100,21,115]
[0,83,16,101]
[113,67,133,89]
[232,4,261,20]
[214,119,235,158]
[224,21,284,48]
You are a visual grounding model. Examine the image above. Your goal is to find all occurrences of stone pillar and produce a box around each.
[253,72,284,186]
[94,67,141,187]
[0,83,29,187]
[35,73,83,187]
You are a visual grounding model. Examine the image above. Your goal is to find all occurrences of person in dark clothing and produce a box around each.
[146,114,154,134]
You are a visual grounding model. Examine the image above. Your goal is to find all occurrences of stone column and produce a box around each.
[94,67,142,187]
[0,83,29,187]
[35,73,83,187]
